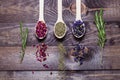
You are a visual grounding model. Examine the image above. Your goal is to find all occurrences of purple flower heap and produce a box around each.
[72,20,85,38]
[70,44,89,65]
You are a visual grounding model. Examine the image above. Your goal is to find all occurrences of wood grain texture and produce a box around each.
[0,71,120,80]
[0,22,120,46]
[0,1,120,79]
[0,0,120,23]
[0,46,120,70]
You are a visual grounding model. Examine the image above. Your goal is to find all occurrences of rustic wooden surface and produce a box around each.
[0,0,120,79]
[0,70,120,80]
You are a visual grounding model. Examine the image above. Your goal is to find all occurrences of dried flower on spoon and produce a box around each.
[72,20,85,38]
[36,21,47,39]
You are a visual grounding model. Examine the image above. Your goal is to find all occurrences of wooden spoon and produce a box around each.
[54,0,67,39]
[72,0,85,38]
[35,0,47,39]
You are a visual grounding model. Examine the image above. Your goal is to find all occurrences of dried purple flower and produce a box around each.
[72,20,85,38]
[70,44,89,65]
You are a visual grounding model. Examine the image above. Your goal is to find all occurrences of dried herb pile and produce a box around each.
[35,43,48,62]
[70,44,89,65]
[54,22,66,37]
[58,43,66,70]
[58,43,67,80]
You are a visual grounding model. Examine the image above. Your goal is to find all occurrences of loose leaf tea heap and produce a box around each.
[58,43,66,70]
[54,22,66,38]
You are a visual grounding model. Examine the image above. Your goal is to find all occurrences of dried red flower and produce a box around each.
[36,21,47,39]
[35,43,48,62]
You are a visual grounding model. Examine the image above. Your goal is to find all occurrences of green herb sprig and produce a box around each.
[95,9,106,48]
[95,9,106,67]
[19,22,28,63]
[58,43,67,80]
[58,43,66,70]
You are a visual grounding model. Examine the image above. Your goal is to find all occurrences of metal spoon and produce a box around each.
[72,0,85,38]
[54,0,67,39]
[35,0,47,39]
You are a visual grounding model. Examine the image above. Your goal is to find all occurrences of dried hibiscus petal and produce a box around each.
[35,43,48,62]
[36,21,47,39]
[43,64,49,68]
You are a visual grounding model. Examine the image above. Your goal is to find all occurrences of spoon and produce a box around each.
[54,0,67,39]
[72,0,85,38]
[35,0,47,39]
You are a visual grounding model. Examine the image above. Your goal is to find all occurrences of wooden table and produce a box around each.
[0,0,120,79]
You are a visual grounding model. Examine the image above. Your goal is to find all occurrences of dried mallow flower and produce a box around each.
[36,21,47,39]
[35,43,48,62]
[72,20,85,38]
[70,44,89,65]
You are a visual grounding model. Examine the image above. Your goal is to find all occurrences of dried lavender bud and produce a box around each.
[72,20,85,38]
[74,57,79,62]
[79,57,84,65]
[71,44,89,65]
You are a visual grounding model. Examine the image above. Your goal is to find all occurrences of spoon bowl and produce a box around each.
[54,21,67,39]
[35,21,47,39]
[72,20,85,38]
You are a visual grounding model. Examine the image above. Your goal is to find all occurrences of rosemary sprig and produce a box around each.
[19,22,28,63]
[95,9,106,67]
[95,9,106,48]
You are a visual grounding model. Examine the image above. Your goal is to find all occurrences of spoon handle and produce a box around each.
[76,0,82,21]
[57,0,63,22]
[39,0,44,21]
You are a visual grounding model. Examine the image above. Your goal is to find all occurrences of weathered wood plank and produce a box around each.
[0,22,120,46]
[0,0,120,23]
[0,0,120,79]
[0,46,120,70]
[0,71,120,80]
